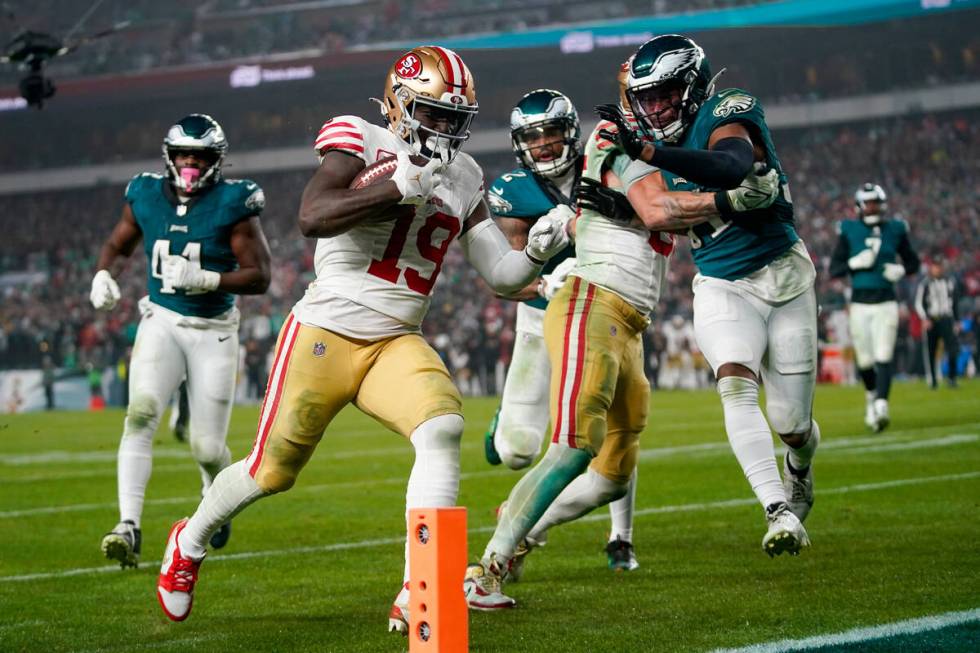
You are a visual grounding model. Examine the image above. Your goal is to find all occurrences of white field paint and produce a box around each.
[1,470,976,584]
[710,607,980,653]
[2,431,977,518]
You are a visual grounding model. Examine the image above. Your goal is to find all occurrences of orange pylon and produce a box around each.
[408,507,468,652]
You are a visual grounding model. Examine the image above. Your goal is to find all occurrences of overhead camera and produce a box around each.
[1,16,128,109]
[4,30,63,108]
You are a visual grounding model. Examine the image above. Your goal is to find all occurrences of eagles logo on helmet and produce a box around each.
[626,34,720,143]
[509,88,581,178]
[162,113,228,194]
[377,45,478,163]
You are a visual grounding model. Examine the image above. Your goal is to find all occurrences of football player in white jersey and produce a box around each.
[464,59,781,609]
[154,45,569,629]
[483,84,641,572]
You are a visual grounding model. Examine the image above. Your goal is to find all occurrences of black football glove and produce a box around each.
[575,178,635,224]
[595,103,646,161]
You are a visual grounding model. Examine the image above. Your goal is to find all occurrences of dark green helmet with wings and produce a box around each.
[162,114,228,193]
[626,34,716,143]
[509,89,581,178]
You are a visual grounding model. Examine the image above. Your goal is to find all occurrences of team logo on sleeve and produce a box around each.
[245,188,266,211]
[487,191,513,214]
[713,93,756,118]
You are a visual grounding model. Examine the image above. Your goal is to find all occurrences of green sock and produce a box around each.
[483,445,591,566]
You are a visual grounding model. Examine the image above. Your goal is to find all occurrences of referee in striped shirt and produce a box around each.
[915,258,961,388]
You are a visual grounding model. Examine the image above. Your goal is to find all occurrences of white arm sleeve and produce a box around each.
[459,217,542,295]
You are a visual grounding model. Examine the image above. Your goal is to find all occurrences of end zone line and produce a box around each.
[1,469,976,584]
[710,607,980,653]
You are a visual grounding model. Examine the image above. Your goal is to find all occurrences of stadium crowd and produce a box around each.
[1,110,977,396]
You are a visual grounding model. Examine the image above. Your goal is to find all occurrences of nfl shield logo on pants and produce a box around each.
[312,342,326,357]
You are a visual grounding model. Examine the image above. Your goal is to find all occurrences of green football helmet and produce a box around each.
[162,114,228,193]
[509,89,581,178]
[626,34,715,143]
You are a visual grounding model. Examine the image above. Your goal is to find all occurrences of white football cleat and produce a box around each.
[388,582,409,635]
[762,502,810,557]
[873,398,890,432]
[783,454,814,523]
[157,518,204,622]
[864,393,878,432]
[464,559,515,610]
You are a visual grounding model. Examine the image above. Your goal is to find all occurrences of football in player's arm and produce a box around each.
[153,46,568,631]
[91,114,271,570]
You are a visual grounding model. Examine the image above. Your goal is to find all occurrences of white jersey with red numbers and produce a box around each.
[293,114,485,340]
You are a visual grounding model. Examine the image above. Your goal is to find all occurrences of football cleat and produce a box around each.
[864,394,878,432]
[484,407,502,466]
[101,520,141,569]
[783,454,814,523]
[388,582,410,635]
[762,502,810,557]
[209,522,232,550]
[157,518,204,622]
[873,399,890,432]
[605,537,640,572]
[464,559,516,610]
[506,536,543,582]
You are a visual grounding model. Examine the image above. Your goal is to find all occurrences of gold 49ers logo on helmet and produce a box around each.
[395,53,422,79]
[379,45,478,163]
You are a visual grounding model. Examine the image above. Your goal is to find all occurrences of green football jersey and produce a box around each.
[126,173,265,317]
[660,88,798,281]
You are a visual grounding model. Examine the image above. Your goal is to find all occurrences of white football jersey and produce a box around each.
[293,115,485,339]
[572,122,673,316]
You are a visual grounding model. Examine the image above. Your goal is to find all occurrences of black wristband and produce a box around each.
[525,250,545,266]
[714,190,733,216]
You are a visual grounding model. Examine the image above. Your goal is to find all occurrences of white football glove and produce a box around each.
[162,255,221,292]
[391,151,443,206]
[89,269,121,311]
[723,164,780,213]
[525,205,574,262]
[848,249,877,271]
[539,256,577,301]
[883,262,905,283]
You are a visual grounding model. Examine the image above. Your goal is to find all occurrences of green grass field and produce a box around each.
[1,381,978,652]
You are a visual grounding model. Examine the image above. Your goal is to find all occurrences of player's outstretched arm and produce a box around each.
[298,151,404,238]
[460,199,572,295]
[221,216,272,295]
[490,215,541,301]
[827,231,853,279]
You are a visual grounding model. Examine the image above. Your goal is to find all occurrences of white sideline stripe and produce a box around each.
[13,463,190,483]
[0,469,509,519]
[710,607,980,653]
[1,470,976,584]
[3,432,977,518]
[5,417,978,468]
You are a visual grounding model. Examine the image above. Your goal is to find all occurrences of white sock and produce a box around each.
[608,469,637,543]
[788,419,820,472]
[402,414,463,583]
[178,460,264,559]
[118,433,154,528]
[717,376,785,509]
[527,468,628,543]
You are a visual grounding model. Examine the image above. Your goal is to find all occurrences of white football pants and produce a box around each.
[117,297,239,526]
[848,301,898,369]
[693,279,818,435]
